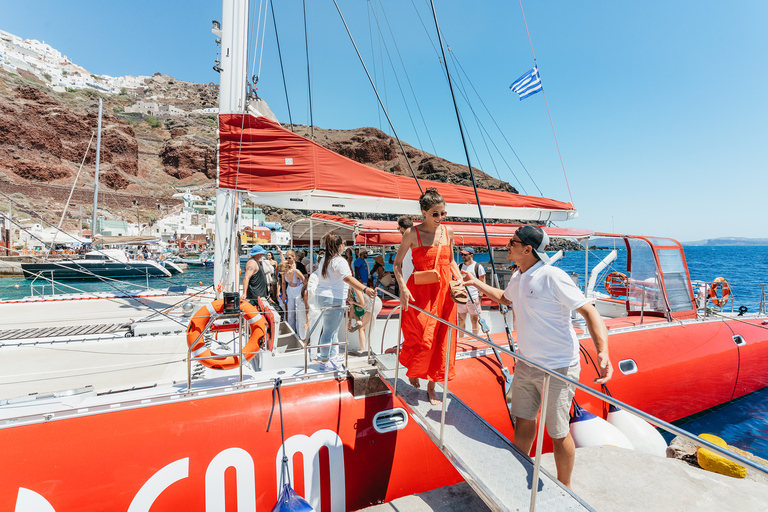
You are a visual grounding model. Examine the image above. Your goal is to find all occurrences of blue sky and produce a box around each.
[3,0,767,242]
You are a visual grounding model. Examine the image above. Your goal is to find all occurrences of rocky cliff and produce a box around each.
[0,69,519,232]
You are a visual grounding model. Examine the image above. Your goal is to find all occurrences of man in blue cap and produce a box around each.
[242,245,269,303]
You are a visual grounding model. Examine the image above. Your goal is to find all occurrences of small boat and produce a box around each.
[20,248,171,280]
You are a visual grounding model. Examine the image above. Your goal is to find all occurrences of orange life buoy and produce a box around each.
[186,299,266,370]
[604,272,629,297]
[709,277,730,307]
[257,297,276,351]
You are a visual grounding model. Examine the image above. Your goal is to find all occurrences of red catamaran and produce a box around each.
[3,0,768,510]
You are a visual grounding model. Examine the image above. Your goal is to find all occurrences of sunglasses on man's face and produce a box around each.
[430,211,447,218]
[506,239,525,250]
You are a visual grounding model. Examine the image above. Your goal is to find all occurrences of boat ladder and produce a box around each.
[373,352,592,512]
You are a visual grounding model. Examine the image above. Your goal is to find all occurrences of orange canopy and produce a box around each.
[218,114,577,222]
[289,213,593,247]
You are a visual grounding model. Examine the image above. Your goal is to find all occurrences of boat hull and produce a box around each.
[21,261,171,280]
[0,378,460,512]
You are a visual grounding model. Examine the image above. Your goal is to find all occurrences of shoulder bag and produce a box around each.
[412,226,443,285]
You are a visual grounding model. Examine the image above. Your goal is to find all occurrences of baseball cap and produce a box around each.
[249,245,266,256]
[459,247,474,255]
[515,226,550,263]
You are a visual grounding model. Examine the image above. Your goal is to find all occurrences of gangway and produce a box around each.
[374,352,592,512]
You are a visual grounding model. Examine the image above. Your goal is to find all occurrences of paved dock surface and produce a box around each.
[361,445,768,511]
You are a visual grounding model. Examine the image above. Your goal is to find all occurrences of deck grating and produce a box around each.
[0,323,124,342]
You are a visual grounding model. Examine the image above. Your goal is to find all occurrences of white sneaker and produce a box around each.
[332,354,345,366]
[320,359,338,372]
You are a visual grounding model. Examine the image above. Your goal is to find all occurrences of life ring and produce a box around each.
[709,277,730,307]
[186,299,266,370]
[604,272,629,297]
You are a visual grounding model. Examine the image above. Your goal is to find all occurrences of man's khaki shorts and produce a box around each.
[509,360,580,440]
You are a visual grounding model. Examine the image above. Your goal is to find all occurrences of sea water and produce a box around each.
[2,246,768,458]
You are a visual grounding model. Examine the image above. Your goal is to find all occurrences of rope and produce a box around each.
[709,311,768,331]
[302,0,314,140]
[46,131,95,260]
[269,0,294,131]
[368,3,427,151]
[0,191,202,328]
[448,49,542,195]
[517,0,573,205]
[331,0,423,194]
[427,0,502,305]
[366,3,382,131]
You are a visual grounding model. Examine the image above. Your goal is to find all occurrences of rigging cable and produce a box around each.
[413,0,537,194]
[448,49,542,195]
[427,0,504,334]
[256,0,269,80]
[376,2,437,154]
[331,0,423,194]
[248,0,264,82]
[302,0,314,140]
[269,0,294,131]
[368,3,427,151]
[366,0,382,131]
[0,193,207,328]
[517,0,573,205]
[46,131,95,261]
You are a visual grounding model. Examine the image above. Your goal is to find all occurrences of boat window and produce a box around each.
[626,239,666,314]
[657,248,693,312]
[647,237,678,247]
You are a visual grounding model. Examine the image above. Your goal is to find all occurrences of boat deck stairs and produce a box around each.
[373,353,592,512]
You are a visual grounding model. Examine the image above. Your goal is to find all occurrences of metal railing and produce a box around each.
[184,303,353,390]
[374,288,768,511]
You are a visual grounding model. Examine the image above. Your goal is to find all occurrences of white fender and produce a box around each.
[607,407,668,457]
[570,409,634,450]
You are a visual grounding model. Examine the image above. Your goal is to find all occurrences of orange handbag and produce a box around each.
[412,226,443,285]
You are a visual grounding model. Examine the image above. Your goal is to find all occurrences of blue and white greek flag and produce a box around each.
[509,67,542,100]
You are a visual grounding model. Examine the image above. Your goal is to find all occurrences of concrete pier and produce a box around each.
[361,445,768,511]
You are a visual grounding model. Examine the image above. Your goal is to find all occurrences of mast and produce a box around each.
[91,98,102,242]
[214,0,249,296]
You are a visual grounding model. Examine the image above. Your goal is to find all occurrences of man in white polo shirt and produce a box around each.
[461,225,612,489]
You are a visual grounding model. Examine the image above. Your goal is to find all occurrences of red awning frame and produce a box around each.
[289,213,594,247]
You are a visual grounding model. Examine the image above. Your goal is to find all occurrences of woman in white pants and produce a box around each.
[280,250,306,333]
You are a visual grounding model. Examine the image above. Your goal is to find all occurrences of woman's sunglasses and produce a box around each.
[430,211,448,218]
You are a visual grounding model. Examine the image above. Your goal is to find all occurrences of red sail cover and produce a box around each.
[218,114,577,221]
[291,213,594,246]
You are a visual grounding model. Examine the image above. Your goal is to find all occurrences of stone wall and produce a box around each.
[2,181,182,210]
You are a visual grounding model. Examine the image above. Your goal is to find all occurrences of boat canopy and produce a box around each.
[290,213,594,247]
[595,233,697,321]
[218,114,578,222]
